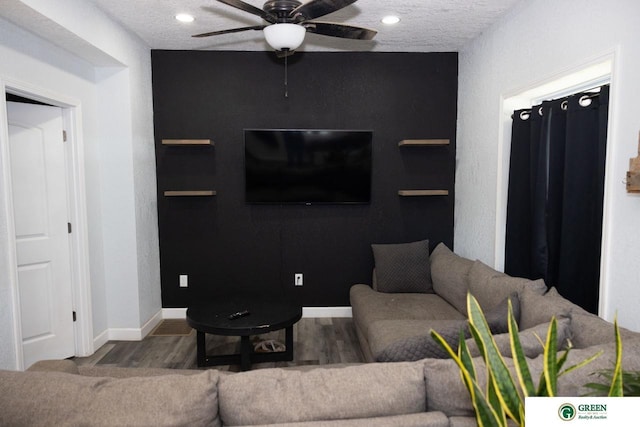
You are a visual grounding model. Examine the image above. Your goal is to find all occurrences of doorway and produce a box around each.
[7,100,76,367]
[505,86,609,314]
[1,82,93,370]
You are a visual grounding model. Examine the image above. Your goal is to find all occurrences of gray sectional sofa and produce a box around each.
[2,242,639,426]
[351,242,639,364]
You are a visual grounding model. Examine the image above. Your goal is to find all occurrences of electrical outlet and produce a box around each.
[179,274,188,288]
[295,273,303,286]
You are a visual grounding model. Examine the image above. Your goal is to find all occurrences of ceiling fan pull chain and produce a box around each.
[284,51,288,98]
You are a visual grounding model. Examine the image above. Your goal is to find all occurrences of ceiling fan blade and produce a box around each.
[215,0,277,23]
[192,25,266,38]
[291,0,358,21]
[304,22,377,40]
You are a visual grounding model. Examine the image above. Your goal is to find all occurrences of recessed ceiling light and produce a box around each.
[175,13,195,23]
[381,15,400,25]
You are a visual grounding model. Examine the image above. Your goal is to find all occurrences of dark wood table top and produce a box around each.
[186,295,302,336]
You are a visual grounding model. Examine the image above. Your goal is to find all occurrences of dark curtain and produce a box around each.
[505,85,609,314]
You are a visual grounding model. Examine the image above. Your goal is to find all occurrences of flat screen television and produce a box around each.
[244,129,373,204]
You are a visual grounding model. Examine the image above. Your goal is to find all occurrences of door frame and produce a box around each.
[0,77,93,370]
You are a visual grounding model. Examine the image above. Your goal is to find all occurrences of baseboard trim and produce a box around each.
[160,306,352,320]
[93,329,109,350]
[92,306,352,348]
[108,328,143,341]
[93,311,164,343]
[141,310,163,338]
[162,307,187,319]
[302,307,352,318]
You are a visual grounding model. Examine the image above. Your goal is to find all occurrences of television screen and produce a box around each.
[244,129,372,204]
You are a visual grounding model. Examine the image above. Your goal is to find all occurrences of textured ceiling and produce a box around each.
[87,0,523,52]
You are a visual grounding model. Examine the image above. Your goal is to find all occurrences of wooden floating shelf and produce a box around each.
[398,190,449,197]
[398,139,450,147]
[161,139,213,146]
[164,190,216,197]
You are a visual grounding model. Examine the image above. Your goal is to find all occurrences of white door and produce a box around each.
[7,101,75,369]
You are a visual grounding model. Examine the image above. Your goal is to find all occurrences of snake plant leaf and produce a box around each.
[508,299,535,397]
[608,317,623,397]
[467,295,523,425]
[584,368,640,397]
[459,330,477,383]
[487,375,507,426]
[431,329,505,427]
[468,322,503,424]
[434,293,619,426]
[542,317,559,396]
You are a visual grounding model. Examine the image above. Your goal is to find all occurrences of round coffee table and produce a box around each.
[186,295,302,371]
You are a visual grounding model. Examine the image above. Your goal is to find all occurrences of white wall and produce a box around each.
[456,0,640,330]
[21,0,161,332]
[0,0,160,368]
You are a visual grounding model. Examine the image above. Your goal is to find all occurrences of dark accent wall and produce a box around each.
[152,50,458,308]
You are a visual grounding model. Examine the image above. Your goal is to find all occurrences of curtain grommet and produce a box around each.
[579,95,593,107]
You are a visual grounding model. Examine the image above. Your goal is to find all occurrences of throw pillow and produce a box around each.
[430,243,474,314]
[467,260,547,312]
[376,321,469,362]
[465,316,572,358]
[519,286,572,330]
[371,239,433,293]
[483,292,521,334]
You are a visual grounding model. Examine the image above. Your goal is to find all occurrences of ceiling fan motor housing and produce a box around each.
[192,0,376,51]
[264,0,303,22]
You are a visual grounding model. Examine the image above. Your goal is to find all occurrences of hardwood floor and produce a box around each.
[73,317,365,372]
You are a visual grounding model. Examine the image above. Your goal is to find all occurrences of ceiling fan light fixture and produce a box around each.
[263,23,306,51]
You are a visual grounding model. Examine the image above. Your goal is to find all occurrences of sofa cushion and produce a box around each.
[367,319,463,360]
[376,320,468,362]
[467,260,547,313]
[236,411,450,427]
[350,284,465,341]
[423,357,480,417]
[371,239,432,293]
[484,292,520,333]
[534,336,640,396]
[430,243,474,314]
[374,294,520,362]
[424,353,554,418]
[466,316,572,358]
[218,362,426,426]
[0,369,220,427]
[523,287,632,348]
[519,286,573,330]
[448,417,482,427]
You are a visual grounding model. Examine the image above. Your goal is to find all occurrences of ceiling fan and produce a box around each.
[193,0,377,54]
